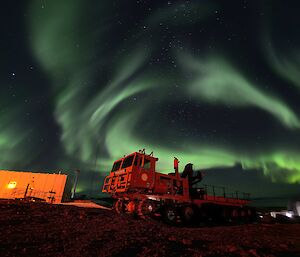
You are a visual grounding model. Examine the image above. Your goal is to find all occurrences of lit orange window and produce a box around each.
[7,181,17,189]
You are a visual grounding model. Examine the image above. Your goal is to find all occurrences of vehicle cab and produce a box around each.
[102,150,158,194]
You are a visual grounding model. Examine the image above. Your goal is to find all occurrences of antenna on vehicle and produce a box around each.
[174,157,179,179]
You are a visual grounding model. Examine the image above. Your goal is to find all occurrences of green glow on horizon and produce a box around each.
[104,111,238,172]
[242,152,300,183]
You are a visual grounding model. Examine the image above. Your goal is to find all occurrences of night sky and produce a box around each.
[1,1,300,205]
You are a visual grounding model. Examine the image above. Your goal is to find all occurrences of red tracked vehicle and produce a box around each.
[102,150,255,224]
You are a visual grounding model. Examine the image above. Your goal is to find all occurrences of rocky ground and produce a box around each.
[1,200,300,257]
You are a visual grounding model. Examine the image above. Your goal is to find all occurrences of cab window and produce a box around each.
[140,157,151,169]
[121,155,134,169]
[144,159,151,169]
[134,155,139,166]
[112,160,122,172]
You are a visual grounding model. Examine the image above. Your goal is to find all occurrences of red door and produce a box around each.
[137,156,155,190]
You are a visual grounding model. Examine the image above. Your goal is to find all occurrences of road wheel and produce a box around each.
[115,199,126,214]
[240,208,248,223]
[181,205,197,226]
[162,205,179,225]
[231,208,240,222]
[138,199,156,219]
[221,207,231,223]
[247,207,257,222]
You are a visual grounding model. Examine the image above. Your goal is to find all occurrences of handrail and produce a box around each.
[197,184,250,200]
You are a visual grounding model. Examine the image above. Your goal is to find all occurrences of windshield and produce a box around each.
[121,155,135,169]
[111,160,122,172]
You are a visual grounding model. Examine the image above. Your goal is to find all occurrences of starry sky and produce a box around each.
[1,0,300,205]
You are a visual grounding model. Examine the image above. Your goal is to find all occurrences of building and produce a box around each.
[0,170,67,204]
[289,200,300,217]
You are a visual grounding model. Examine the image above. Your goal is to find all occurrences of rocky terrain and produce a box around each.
[1,200,300,257]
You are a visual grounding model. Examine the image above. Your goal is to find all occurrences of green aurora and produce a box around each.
[1,1,300,200]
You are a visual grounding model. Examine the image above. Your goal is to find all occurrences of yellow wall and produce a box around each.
[0,170,67,204]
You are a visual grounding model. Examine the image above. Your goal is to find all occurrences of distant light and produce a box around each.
[296,201,300,216]
[286,211,293,218]
[7,181,17,189]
